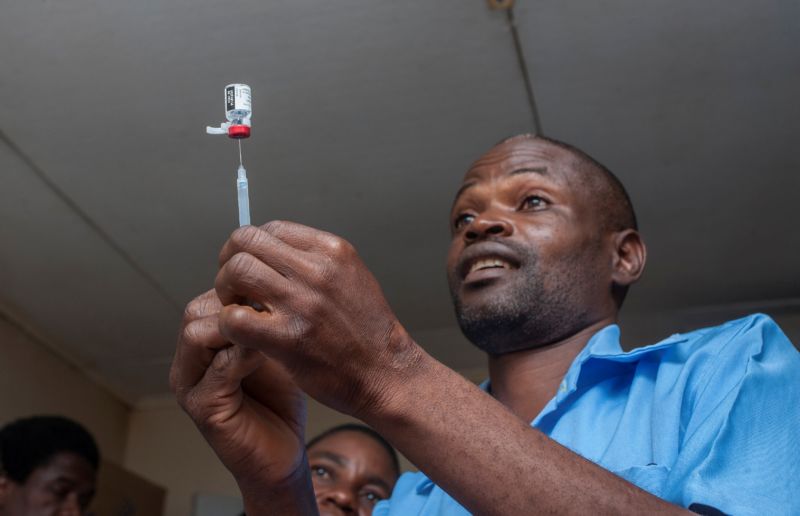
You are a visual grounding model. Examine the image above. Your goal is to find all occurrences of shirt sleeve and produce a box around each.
[663,315,800,516]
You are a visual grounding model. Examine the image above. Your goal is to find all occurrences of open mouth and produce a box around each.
[461,255,518,284]
[468,257,513,275]
[455,241,522,283]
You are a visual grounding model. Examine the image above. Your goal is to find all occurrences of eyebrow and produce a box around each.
[365,475,392,493]
[310,450,348,467]
[453,166,549,205]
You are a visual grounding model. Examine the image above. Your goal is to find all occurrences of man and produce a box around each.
[171,134,800,515]
[0,416,99,516]
[307,424,399,515]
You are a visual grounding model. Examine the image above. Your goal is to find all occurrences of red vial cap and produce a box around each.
[228,125,251,139]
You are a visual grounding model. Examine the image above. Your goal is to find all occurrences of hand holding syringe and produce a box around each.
[207,83,252,227]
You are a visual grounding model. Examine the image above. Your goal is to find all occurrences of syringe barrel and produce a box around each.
[236,166,250,227]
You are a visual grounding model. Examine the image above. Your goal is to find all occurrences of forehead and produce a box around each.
[309,431,397,485]
[463,138,575,185]
[309,431,389,465]
[26,452,96,489]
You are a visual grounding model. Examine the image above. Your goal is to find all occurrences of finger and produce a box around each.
[242,358,306,432]
[200,345,266,393]
[170,315,228,397]
[260,220,346,254]
[182,289,223,324]
[184,346,267,425]
[218,225,310,277]
[218,222,344,271]
[217,304,306,365]
[214,251,292,307]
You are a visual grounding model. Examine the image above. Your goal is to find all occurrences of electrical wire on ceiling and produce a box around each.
[504,6,544,135]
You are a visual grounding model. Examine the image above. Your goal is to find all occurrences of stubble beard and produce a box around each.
[449,248,583,355]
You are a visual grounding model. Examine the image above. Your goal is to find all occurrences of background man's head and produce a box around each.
[307,424,399,516]
[447,134,646,354]
[0,416,99,516]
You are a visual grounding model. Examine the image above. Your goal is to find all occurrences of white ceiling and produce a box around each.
[1,0,798,404]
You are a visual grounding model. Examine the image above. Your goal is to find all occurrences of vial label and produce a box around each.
[226,84,251,113]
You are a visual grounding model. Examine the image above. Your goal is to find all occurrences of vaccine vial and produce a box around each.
[205,83,252,138]
[225,84,251,124]
[225,84,251,138]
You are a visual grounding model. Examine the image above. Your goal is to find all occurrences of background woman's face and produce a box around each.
[307,431,398,516]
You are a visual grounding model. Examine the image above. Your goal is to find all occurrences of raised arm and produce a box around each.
[212,222,690,516]
[169,289,318,516]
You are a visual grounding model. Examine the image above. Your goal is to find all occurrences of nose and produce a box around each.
[58,493,81,516]
[325,488,358,513]
[464,212,513,242]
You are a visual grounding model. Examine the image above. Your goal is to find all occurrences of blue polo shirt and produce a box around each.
[375,314,800,515]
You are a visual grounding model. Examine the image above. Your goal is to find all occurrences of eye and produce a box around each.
[47,482,72,499]
[362,490,385,505]
[311,465,331,479]
[453,213,475,230]
[520,195,548,211]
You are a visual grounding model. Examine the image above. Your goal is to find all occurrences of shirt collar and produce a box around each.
[415,324,688,495]
[481,324,689,421]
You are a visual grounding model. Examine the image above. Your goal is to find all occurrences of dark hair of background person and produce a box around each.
[306,424,400,477]
[0,415,100,483]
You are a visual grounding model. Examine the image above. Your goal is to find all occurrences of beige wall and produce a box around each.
[124,399,241,516]
[124,395,416,516]
[0,316,130,463]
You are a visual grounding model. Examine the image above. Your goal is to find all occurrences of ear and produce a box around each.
[0,474,11,506]
[610,229,646,288]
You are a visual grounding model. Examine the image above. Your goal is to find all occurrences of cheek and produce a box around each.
[24,487,58,511]
[445,242,462,275]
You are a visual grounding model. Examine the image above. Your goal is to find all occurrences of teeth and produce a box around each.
[469,258,510,274]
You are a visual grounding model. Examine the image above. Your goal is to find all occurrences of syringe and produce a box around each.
[207,83,253,227]
[236,140,250,226]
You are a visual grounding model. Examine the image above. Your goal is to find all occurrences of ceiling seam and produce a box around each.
[504,6,543,135]
[0,302,134,407]
[0,129,183,314]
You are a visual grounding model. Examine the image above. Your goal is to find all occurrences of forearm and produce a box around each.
[365,349,690,515]
[237,460,319,516]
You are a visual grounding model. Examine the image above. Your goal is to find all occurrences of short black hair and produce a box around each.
[306,424,400,477]
[0,416,100,483]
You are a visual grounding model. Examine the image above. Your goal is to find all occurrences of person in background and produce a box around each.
[307,424,399,516]
[0,416,98,516]
[239,424,398,516]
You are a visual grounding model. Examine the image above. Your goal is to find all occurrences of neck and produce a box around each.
[488,317,615,423]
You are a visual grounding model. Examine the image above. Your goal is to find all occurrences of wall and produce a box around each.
[123,395,419,516]
[123,398,241,516]
[0,316,130,463]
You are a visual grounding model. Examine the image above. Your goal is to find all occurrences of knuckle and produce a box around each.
[182,296,206,324]
[287,313,313,343]
[323,234,353,258]
[180,320,200,346]
[260,219,286,235]
[182,290,219,323]
[230,225,263,252]
[227,252,257,279]
[183,390,203,418]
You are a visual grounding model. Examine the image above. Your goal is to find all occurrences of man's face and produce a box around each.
[0,452,96,516]
[446,137,614,354]
[308,431,398,516]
